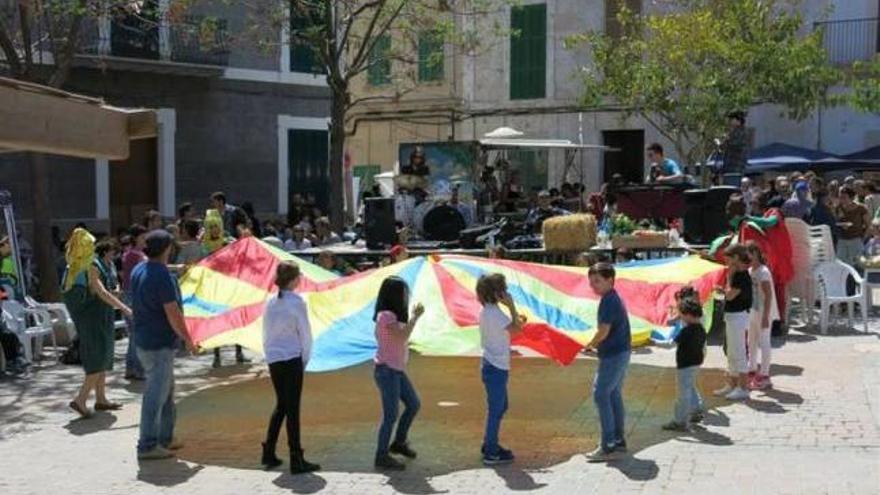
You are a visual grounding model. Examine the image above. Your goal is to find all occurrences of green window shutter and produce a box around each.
[510,3,546,100]
[368,35,392,86]
[418,31,444,82]
[290,3,323,74]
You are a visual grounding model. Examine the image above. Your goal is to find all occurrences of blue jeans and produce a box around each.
[481,360,509,456]
[124,294,143,378]
[374,364,420,458]
[137,347,176,453]
[674,366,704,424]
[593,351,630,451]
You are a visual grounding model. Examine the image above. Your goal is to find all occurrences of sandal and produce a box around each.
[69,401,93,418]
[95,402,123,411]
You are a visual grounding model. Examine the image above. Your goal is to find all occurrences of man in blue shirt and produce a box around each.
[646,143,684,184]
[585,262,632,462]
[132,230,196,460]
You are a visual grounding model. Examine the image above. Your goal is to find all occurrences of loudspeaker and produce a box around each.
[683,189,707,244]
[703,186,738,242]
[365,198,396,249]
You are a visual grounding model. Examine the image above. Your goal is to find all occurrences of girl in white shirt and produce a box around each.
[746,242,778,390]
[261,261,320,474]
[476,273,522,465]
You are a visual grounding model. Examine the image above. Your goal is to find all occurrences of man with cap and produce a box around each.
[781,181,813,221]
[525,191,570,235]
[131,230,197,460]
[389,245,409,264]
[721,111,749,176]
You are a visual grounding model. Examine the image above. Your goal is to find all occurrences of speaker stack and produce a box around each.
[364,198,397,249]
[682,186,738,244]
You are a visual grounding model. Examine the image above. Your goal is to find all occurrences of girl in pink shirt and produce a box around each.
[372,276,424,471]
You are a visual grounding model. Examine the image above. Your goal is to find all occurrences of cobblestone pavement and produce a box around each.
[1,317,879,495]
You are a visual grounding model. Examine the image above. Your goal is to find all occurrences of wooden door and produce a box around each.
[602,130,645,184]
[110,137,157,232]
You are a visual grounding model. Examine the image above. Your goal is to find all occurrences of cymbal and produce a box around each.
[395,174,429,189]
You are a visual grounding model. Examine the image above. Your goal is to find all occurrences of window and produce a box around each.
[290,2,323,73]
[510,3,547,100]
[605,0,642,39]
[418,31,444,82]
[368,35,392,86]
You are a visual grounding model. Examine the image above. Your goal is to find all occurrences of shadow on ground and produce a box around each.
[137,457,204,487]
[175,356,735,493]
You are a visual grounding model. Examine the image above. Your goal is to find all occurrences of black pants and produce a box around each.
[265,357,304,452]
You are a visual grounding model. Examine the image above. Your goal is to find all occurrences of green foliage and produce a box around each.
[566,0,877,165]
[610,213,638,236]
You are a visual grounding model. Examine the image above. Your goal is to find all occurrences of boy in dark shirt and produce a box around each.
[663,299,707,432]
[714,244,753,401]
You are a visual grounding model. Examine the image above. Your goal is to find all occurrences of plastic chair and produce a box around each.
[25,296,77,343]
[813,260,869,334]
[1,300,56,362]
[808,225,835,264]
[786,219,814,324]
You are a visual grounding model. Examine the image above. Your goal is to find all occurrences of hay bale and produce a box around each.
[542,214,597,252]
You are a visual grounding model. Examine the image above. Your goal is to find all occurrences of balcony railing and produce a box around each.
[814,17,879,65]
[81,14,230,67]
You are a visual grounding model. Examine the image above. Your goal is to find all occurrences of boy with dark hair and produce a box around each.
[646,142,683,184]
[663,299,707,432]
[586,262,632,461]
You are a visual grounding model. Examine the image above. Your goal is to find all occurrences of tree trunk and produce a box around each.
[328,95,348,231]
[30,153,60,302]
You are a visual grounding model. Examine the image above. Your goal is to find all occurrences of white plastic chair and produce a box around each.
[813,260,869,334]
[2,300,57,362]
[25,296,77,343]
[808,225,835,264]
[786,219,814,323]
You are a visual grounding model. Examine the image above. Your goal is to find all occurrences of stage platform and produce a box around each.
[288,244,710,266]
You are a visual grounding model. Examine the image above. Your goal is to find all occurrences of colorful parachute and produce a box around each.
[181,238,726,372]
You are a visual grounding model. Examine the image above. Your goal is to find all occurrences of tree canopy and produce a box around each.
[567,0,880,166]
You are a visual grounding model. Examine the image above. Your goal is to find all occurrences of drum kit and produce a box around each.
[392,172,468,242]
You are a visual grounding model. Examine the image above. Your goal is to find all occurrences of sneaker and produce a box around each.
[756,375,772,390]
[389,442,417,459]
[690,411,705,424]
[375,454,405,471]
[662,420,690,432]
[586,446,619,463]
[613,440,628,453]
[725,387,750,401]
[712,384,733,397]
[747,370,757,380]
[482,447,515,466]
[138,446,174,460]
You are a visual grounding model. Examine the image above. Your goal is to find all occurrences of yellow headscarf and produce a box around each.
[64,228,96,291]
[202,209,226,254]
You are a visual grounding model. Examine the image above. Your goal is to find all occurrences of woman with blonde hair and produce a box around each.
[63,228,132,418]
